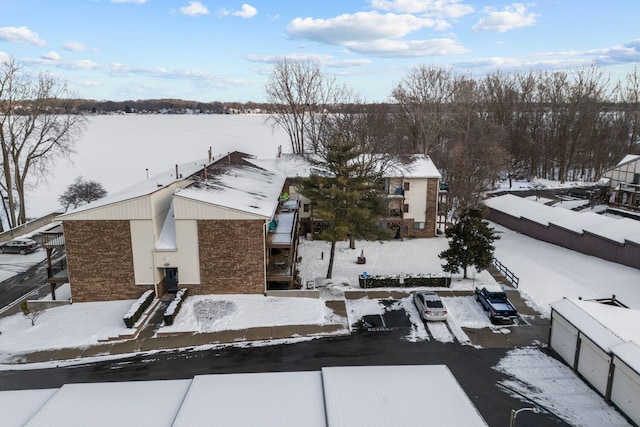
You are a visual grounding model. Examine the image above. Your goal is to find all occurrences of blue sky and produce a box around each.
[1,0,639,102]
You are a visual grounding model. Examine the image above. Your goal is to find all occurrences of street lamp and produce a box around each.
[510,407,540,427]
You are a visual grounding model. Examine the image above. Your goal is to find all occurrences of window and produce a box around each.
[303,203,310,213]
[414,222,426,230]
[403,203,409,213]
[403,182,410,191]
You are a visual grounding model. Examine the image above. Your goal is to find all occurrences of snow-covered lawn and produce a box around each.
[161,294,343,334]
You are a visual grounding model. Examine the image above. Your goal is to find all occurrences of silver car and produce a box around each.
[413,291,448,321]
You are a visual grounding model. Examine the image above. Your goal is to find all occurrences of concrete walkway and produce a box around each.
[16,299,350,364]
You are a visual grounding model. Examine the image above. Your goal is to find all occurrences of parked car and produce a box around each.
[0,238,39,255]
[413,291,448,321]
[475,285,518,324]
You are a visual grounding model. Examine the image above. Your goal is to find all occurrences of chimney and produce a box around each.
[208,146,212,162]
[227,151,231,164]
[175,164,179,179]
[203,164,207,180]
[278,145,282,158]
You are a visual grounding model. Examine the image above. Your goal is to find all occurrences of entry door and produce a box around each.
[165,268,179,293]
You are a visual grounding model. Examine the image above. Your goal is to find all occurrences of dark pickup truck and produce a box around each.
[475,285,518,324]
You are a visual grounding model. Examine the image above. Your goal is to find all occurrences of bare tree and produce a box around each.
[58,176,107,211]
[265,58,348,154]
[391,64,456,160]
[0,58,86,228]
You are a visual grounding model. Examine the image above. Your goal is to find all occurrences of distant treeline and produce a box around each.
[70,99,276,114]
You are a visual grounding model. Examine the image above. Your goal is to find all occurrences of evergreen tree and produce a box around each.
[297,112,393,279]
[438,207,499,279]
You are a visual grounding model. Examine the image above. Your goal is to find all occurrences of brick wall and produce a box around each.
[425,178,439,237]
[196,219,265,294]
[64,220,151,302]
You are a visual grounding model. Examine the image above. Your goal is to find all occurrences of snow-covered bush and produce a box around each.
[358,273,451,288]
[123,289,155,328]
[163,288,189,326]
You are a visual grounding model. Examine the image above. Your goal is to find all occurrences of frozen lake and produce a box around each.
[26,114,290,218]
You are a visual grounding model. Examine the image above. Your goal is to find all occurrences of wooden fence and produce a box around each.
[492,258,519,288]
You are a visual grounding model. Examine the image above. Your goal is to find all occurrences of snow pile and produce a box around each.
[495,347,630,426]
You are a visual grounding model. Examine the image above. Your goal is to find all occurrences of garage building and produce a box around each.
[550,298,640,425]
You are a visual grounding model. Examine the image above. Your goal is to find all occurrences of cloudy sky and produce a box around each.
[1,0,639,102]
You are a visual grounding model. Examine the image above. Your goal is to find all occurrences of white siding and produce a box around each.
[604,159,640,187]
[61,197,153,220]
[173,197,266,221]
[154,220,201,285]
[404,179,427,222]
[611,357,640,426]
[130,220,156,284]
[550,313,579,367]
[576,336,611,396]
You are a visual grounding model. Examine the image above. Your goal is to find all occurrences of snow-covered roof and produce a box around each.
[617,154,640,167]
[156,202,176,250]
[484,194,548,218]
[551,211,614,234]
[611,341,640,375]
[584,218,640,245]
[400,154,442,178]
[322,365,487,426]
[248,154,313,178]
[551,298,640,352]
[57,158,208,218]
[23,379,193,427]
[3,366,488,426]
[248,153,441,180]
[485,194,640,244]
[172,371,326,427]
[175,162,285,219]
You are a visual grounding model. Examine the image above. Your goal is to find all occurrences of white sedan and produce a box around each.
[413,291,448,321]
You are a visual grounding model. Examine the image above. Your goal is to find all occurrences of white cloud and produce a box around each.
[246,53,334,64]
[370,0,474,18]
[179,1,209,16]
[346,38,469,57]
[233,4,257,18]
[0,26,46,46]
[288,12,439,45]
[41,51,60,61]
[63,41,93,52]
[473,3,537,32]
[219,3,257,18]
[286,11,467,58]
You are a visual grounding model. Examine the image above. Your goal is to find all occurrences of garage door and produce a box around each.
[550,313,578,367]
[611,359,640,426]
[576,336,610,396]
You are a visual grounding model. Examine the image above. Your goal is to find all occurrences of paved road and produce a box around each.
[0,317,568,427]
[0,256,56,317]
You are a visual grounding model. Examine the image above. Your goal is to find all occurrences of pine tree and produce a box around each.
[438,207,499,278]
[297,119,391,279]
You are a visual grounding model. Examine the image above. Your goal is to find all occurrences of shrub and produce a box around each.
[163,288,189,326]
[358,273,450,288]
[123,289,155,328]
